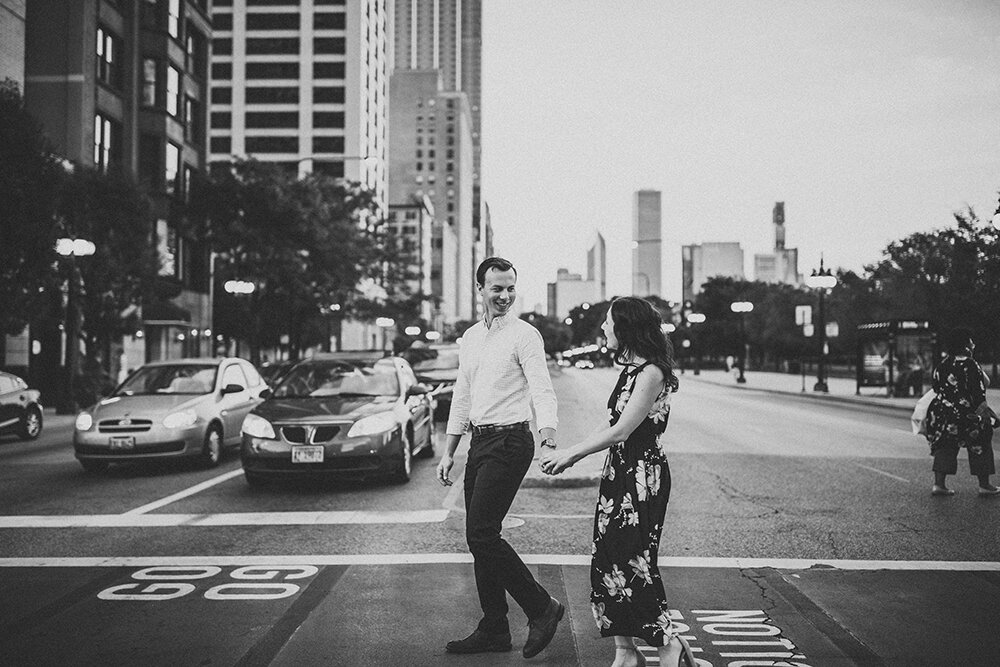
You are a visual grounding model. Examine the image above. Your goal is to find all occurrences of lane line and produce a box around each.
[123,469,245,515]
[0,554,998,570]
[0,509,449,528]
[855,463,910,483]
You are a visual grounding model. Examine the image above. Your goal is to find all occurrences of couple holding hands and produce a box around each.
[436,257,692,666]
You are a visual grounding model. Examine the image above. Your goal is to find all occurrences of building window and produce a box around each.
[211,111,231,128]
[166,66,181,116]
[313,12,345,29]
[246,62,299,79]
[446,162,453,172]
[246,37,299,55]
[211,62,232,79]
[185,96,202,143]
[427,162,434,171]
[246,87,298,104]
[165,142,180,194]
[96,27,122,89]
[314,37,345,54]
[447,202,454,212]
[446,175,454,184]
[313,160,344,177]
[210,136,231,153]
[415,175,423,183]
[167,0,182,38]
[246,13,299,30]
[313,111,344,128]
[212,87,232,104]
[313,61,345,79]
[245,136,298,153]
[427,174,435,183]
[428,149,435,159]
[186,27,208,78]
[415,150,422,158]
[246,111,298,128]
[446,149,454,159]
[212,12,232,30]
[313,87,345,104]
[213,38,232,55]
[93,114,119,172]
[312,136,344,153]
[142,59,158,106]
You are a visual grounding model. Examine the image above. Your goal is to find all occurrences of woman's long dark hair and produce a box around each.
[609,297,679,392]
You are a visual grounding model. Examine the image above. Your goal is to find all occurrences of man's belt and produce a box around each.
[470,421,530,436]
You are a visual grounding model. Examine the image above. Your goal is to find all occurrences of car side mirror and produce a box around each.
[407,383,433,396]
[259,388,272,399]
[221,383,245,395]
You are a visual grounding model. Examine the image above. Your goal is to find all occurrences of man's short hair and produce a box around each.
[476,256,517,287]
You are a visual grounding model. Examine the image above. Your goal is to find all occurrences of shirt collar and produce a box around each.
[484,312,512,331]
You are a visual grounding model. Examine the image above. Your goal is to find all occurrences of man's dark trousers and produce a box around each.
[464,426,550,634]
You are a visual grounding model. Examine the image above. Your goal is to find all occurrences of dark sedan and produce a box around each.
[407,343,460,421]
[0,371,43,441]
[240,353,435,486]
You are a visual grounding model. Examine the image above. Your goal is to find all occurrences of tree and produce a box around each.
[186,160,382,363]
[0,80,65,336]
[520,312,571,356]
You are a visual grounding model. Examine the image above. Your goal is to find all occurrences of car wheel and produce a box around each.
[18,407,43,440]
[80,460,109,474]
[200,424,223,468]
[389,428,412,484]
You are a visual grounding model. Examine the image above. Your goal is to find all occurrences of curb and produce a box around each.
[683,375,916,415]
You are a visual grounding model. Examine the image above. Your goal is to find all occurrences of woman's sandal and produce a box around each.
[662,635,696,666]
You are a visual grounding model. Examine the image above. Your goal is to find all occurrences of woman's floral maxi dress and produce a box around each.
[590,362,676,646]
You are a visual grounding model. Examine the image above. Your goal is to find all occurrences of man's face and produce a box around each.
[479,268,517,318]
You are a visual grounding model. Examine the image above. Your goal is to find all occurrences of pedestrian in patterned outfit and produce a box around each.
[926,327,1000,496]
[540,297,691,667]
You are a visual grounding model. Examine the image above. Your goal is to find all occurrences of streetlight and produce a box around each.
[805,257,838,393]
[730,301,754,384]
[375,317,395,353]
[55,238,96,414]
[686,312,706,375]
[224,280,257,359]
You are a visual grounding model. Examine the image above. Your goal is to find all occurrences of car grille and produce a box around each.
[76,441,186,455]
[279,425,342,444]
[252,454,381,472]
[98,419,153,433]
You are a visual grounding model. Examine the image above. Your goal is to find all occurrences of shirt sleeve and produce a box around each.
[517,325,558,432]
[445,344,472,436]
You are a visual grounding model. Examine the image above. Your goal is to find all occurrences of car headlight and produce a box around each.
[348,412,398,438]
[241,413,276,439]
[75,413,94,431]
[162,409,198,429]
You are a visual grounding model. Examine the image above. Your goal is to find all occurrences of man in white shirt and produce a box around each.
[437,257,565,659]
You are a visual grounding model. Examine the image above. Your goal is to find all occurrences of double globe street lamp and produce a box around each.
[805,258,838,393]
[55,238,96,414]
[685,312,706,375]
[730,301,754,384]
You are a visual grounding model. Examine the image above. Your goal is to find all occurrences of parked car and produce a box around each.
[407,343,461,421]
[0,371,43,441]
[73,357,267,473]
[240,352,435,486]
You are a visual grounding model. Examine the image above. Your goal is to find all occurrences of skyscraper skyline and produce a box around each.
[632,190,662,297]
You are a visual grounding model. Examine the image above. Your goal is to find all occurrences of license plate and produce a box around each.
[291,445,324,463]
[109,436,135,450]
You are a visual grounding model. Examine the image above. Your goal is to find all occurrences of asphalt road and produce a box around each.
[1,367,998,665]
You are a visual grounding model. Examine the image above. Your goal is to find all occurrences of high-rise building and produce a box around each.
[208,0,388,211]
[387,195,435,323]
[681,242,745,303]
[754,202,801,285]
[0,1,26,85]
[23,0,214,388]
[392,0,483,283]
[632,190,662,297]
[547,269,597,321]
[388,70,475,322]
[587,231,607,302]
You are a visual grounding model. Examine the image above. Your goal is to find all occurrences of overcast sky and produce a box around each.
[480,0,1000,312]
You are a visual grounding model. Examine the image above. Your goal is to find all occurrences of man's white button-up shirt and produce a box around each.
[445,314,558,436]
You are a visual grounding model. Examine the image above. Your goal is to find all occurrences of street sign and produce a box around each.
[795,305,812,326]
[803,324,814,337]
[826,321,839,338]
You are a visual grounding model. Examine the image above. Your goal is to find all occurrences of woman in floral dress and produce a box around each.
[925,327,999,496]
[540,297,691,667]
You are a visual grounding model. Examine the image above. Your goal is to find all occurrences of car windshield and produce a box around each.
[115,364,217,396]
[273,359,399,398]
[410,349,460,372]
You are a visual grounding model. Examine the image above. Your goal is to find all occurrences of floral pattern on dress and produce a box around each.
[926,356,991,454]
[589,362,677,647]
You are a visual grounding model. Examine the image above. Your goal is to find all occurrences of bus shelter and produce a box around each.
[856,320,936,397]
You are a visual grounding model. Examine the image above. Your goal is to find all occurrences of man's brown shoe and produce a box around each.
[445,629,512,654]
[523,596,564,658]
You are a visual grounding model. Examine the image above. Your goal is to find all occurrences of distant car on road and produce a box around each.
[73,357,266,473]
[406,343,461,421]
[0,371,43,441]
[240,352,435,486]
[574,359,595,369]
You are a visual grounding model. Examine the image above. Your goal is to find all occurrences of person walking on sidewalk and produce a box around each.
[539,297,692,667]
[926,327,1000,497]
[436,256,565,659]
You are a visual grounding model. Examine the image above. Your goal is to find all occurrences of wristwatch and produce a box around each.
[540,438,556,449]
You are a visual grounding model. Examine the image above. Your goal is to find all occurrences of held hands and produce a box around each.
[436,454,454,486]
[539,447,576,475]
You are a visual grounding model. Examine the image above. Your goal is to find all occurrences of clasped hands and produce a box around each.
[538,445,576,476]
